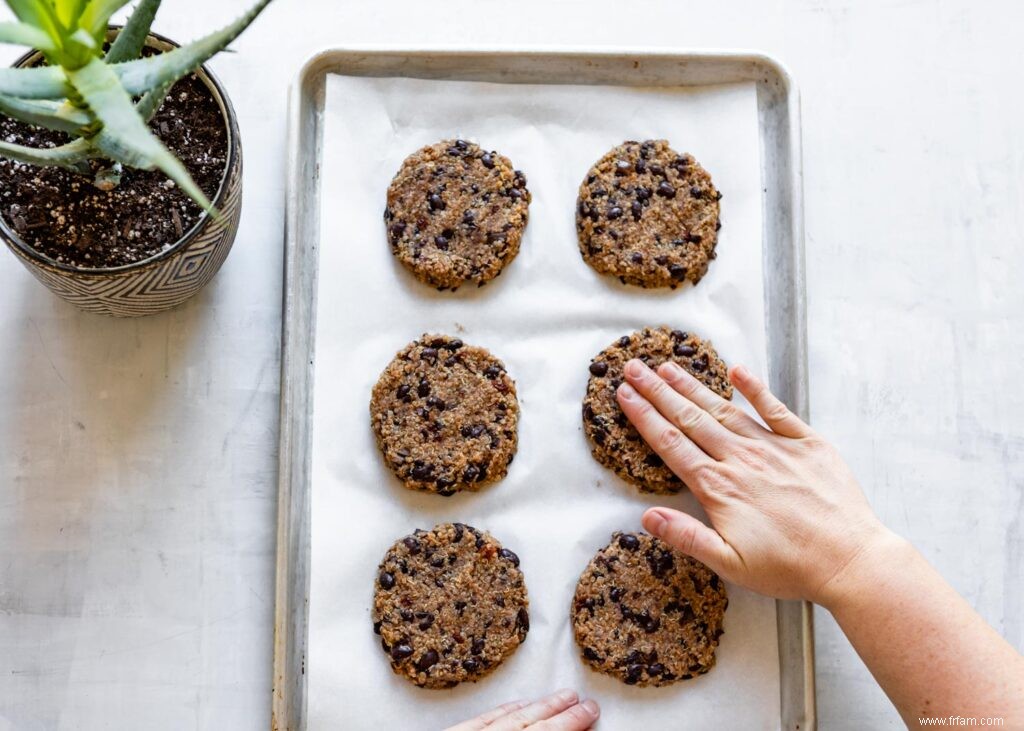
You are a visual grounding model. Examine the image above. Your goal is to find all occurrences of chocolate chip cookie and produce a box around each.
[572,532,727,687]
[583,326,731,494]
[370,334,519,496]
[384,139,531,290]
[576,139,721,289]
[373,523,530,689]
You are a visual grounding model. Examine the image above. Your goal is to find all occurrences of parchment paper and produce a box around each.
[309,73,781,730]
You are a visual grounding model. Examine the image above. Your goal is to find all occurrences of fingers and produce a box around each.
[487,689,581,730]
[533,699,600,730]
[622,359,736,458]
[446,700,529,731]
[617,382,714,485]
[656,362,765,437]
[642,507,738,578]
[729,365,811,439]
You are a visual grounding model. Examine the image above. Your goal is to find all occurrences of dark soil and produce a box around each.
[0,71,228,269]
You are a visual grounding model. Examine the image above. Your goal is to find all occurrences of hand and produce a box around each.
[617,359,890,606]
[445,689,600,731]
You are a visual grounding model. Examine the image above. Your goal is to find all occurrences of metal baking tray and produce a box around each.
[274,47,813,731]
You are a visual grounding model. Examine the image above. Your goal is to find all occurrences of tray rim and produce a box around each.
[275,45,813,731]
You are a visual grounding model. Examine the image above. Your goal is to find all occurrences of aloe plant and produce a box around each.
[0,0,272,211]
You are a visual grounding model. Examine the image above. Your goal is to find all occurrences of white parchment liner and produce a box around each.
[309,74,781,729]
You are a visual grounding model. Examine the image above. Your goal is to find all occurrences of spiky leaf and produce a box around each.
[112,0,270,95]
[0,65,69,100]
[0,94,92,133]
[78,0,133,41]
[68,56,212,210]
[105,0,161,63]
[0,21,59,53]
[0,137,94,171]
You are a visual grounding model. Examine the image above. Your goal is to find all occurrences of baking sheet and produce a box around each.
[308,74,780,729]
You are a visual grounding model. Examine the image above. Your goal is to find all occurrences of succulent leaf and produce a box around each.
[0,21,59,53]
[54,0,88,27]
[112,0,271,95]
[79,0,132,41]
[7,0,65,47]
[0,64,69,100]
[0,93,92,133]
[0,136,94,172]
[105,0,161,63]
[68,56,212,210]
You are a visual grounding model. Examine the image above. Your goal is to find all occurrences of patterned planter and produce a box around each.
[0,30,243,317]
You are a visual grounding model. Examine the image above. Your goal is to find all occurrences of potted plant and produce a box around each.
[0,0,271,316]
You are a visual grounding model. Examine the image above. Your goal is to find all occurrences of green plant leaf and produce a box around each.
[112,0,271,95]
[0,137,94,171]
[68,56,212,211]
[0,93,92,133]
[53,0,87,27]
[105,0,161,63]
[7,0,66,46]
[0,21,59,52]
[0,65,70,99]
[78,0,132,40]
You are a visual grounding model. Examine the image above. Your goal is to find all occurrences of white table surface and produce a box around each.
[1,1,1021,729]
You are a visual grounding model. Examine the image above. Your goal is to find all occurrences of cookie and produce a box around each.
[373,523,530,689]
[571,532,727,687]
[582,326,731,494]
[576,139,721,288]
[384,139,531,290]
[370,334,519,495]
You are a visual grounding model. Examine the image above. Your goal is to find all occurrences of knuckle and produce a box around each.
[656,426,684,453]
[765,401,792,423]
[672,405,703,432]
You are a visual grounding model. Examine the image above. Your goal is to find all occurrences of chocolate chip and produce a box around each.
[462,658,480,673]
[499,548,520,567]
[589,361,609,377]
[389,222,406,239]
[674,343,696,357]
[403,536,421,554]
[400,609,414,622]
[648,663,665,676]
[669,264,687,280]
[583,647,602,661]
[373,620,382,634]
[691,354,709,372]
[417,378,431,397]
[481,152,494,169]
[483,365,502,379]
[471,637,485,655]
[618,336,631,347]
[421,347,438,364]
[634,158,646,174]
[654,255,668,266]
[630,252,643,264]
[418,614,435,630]
[396,384,411,401]
[618,534,640,551]
[656,181,676,198]
[687,232,702,243]
[462,210,475,226]
[643,453,664,468]
[391,644,414,661]
[462,464,480,482]
[650,163,664,176]
[434,233,449,250]
[690,186,702,199]
[609,587,623,602]
[670,330,688,341]
[379,571,395,589]
[426,396,446,411]
[647,548,675,578]
[631,200,643,220]
[415,650,439,672]
[614,159,631,175]
[607,205,623,220]
[427,193,445,211]
[460,424,486,438]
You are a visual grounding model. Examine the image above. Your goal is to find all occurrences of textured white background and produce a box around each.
[0,1,1021,729]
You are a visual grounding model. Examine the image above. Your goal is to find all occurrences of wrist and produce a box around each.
[813,523,912,612]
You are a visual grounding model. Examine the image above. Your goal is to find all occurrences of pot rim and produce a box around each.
[0,27,239,277]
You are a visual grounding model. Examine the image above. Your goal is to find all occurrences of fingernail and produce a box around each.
[660,361,684,378]
[581,699,600,716]
[643,509,668,537]
[625,359,645,378]
[617,383,637,401]
[555,688,578,703]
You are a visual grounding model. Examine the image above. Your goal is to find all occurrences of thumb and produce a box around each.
[642,507,735,578]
